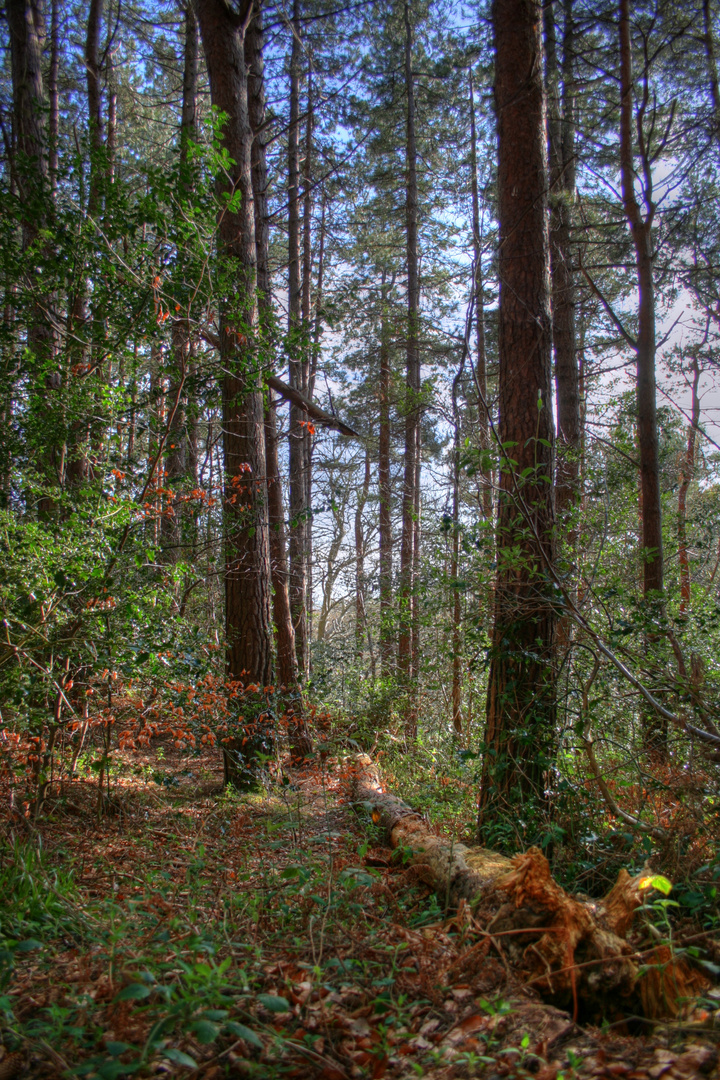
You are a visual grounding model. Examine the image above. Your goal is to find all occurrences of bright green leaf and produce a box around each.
[639,874,673,895]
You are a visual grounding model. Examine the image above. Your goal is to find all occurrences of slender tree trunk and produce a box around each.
[398,0,421,738]
[306,193,327,657]
[106,48,116,183]
[196,0,274,788]
[355,450,371,658]
[66,0,106,483]
[85,0,103,219]
[302,70,313,330]
[678,359,700,616]
[545,0,580,523]
[619,0,662,601]
[248,3,293,688]
[287,0,309,679]
[410,427,421,691]
[478,0,556,840]
[619,0,665,755]
[8,0,57,508]
[147,349,162,547]
[265,396,299,685]
[310,191,326,400]
[469,70,492,520]
[49,0,59,197]
[302,63,314,672]
[378,271,394,675]
[247,2,311,757]
[164,2,198,563]
[451,371,463,739]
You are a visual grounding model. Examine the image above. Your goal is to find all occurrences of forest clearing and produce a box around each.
[3,0,720,1071]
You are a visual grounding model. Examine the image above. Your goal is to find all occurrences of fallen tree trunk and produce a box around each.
[350,754,707,1021]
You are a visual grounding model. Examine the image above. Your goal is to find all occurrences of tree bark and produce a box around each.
[678,359,700,615]
[287,0,309,680]
[85,0,103,219]
[49,0,59,197]
[378,272,394,675]
[302,65,315,674]
[247,0,295,690]
[619,0,663,601]
[355,449,371,659]
[398,0,421,739]
[66,0,105,485]
[106,47,116,184]
[247,2,311,758]
[451,375,463,739]
[307,193,327,654]
[469,69,492,521]
[545,0,580,525]
[196,0,274,789]
[478,0,556,840]
[163,2,198,563]
[8,0,47,228]
[7,0,57,509]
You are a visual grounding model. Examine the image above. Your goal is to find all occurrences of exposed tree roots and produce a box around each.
[350,754,708,1022]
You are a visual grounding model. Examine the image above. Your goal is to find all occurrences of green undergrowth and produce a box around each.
[2,743,719,1078]
[0,763,454,1078]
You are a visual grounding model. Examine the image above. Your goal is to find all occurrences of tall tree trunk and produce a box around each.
[451,368,463,738]
[469,69,492,521]
[545,0,580,523]
[8,0,57,509]
[378,271,394,675]
[287,0,309,679]
[196,0,274,789]
[65,0,105,486]
[106,48,116,183]
[302,63,314,672]
[247,1,311,756]
[619,0,664,756]
[478,0,556,841]
[85,0,103,219]
[309,190,326,400]
[302,70,313,330]
[8,0,47,234]
[355,450,371,658]
[678,359,700,616]
[619,0,662,601]
[307,192,327,657]
[164,2,198,563]
[410,427,421,691]
[49,0,59,197]
[398,0,420,739]
[247,2,295,688]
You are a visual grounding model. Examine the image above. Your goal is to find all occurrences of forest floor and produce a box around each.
[0,742,719,1079]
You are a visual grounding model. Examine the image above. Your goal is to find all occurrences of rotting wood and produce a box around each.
[349,754,707,1020]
